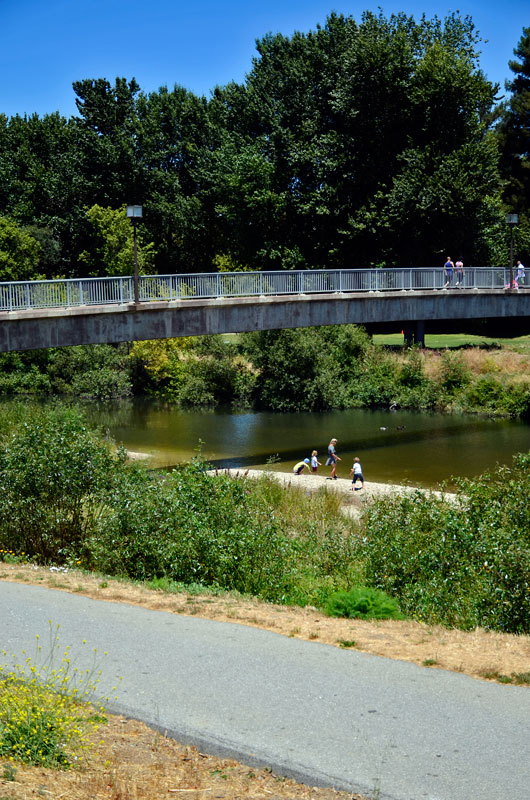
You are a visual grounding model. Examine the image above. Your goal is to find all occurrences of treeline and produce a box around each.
[0,13,529,280]
[2,327,530,418]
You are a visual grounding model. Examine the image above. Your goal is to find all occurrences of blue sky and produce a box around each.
[0,0,527,119]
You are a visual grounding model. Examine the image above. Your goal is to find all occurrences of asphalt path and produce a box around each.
[1,582,529,800]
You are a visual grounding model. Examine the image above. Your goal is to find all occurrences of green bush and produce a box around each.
[464,375,506,411]
[88,460,296,602]
[0,406,120,562]
[361,455,530,633]
[325,586,405,620]
[438,350,471,394]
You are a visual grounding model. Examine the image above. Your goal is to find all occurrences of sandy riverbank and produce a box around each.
[211,467,456,516]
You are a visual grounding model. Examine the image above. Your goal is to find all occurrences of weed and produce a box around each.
[0,623,110,769]
[99,581,108,589]
[2,763,16,781]
[422,658,438,667]
[337,639,357,648]
[513,672,530,685]
[325,586,405,621]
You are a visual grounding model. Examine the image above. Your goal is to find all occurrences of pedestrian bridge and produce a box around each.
[0,267,528,352]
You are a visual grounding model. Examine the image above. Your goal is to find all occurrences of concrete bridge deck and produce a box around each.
[1,288,529,352]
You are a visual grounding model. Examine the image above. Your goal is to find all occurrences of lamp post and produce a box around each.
[505,213,518,290]
[126,205,143,303]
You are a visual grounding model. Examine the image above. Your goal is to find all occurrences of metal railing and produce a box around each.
[0,268,512,312]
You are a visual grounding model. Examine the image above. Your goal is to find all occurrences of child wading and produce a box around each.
[350,456,365,490]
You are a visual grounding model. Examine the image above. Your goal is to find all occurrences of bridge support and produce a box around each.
[403,321,425,347]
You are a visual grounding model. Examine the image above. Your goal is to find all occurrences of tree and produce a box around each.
[78,204,155,276]
[498,27,530,261]
[216,11,502,267]
[0,216,41,281]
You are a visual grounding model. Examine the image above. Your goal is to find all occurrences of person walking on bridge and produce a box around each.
[515,260,525,290]
[443,257,454,288]
[455,258,464,287]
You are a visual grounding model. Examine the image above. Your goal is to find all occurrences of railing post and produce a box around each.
[259,272,263,295]
[79,280,83,305]
[66,280,71,307]
[216,273,221,297]
[339,270,342,292]
[299,272,303,294]
[26,283,31,309]
[119,278,123,304]
[8,284,12,312]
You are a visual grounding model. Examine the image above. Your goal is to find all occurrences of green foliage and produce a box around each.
[438,351,471,394]
[0,11,506,273]
[241,326,372,411]
[325,586,405,620]
[498,27,530,229]
[0,345,133,401]
[362,454,530,632]
[130,336,256,407]
[464,375,506,410]
[78,204,156,277]
[0,405,361,606]
[0,217,42,281]
[0,406,120,562]
[89,461,296,602]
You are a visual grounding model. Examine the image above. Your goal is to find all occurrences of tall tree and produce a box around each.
[215,11,502,268]
[498,27,530,260]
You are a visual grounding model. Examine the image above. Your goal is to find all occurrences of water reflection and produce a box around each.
[82,400,530,489]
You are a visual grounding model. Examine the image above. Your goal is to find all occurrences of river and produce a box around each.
[82,399,530,489]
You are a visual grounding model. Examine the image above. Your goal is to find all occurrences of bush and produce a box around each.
[88,460,296,602]
[438,350,471,394]
[464,375,506,411]
[361,455,530,633]
[325,586,405,620]
[0,406,120,562]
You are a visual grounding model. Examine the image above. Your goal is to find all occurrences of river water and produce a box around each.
[83,400,530,489]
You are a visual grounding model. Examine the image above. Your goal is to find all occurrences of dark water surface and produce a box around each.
[84,400,530,489]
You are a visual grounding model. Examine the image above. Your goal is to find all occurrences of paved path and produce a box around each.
[2,582,529,800]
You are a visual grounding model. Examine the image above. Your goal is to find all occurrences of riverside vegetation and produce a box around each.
[0,402,529,635]
[1,403,529,799]
[2,327,530,418]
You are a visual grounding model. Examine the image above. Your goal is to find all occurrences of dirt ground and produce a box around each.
[0,714,366,800]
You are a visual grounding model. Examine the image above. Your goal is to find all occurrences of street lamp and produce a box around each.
[505,213,518,290]
[126,205,143,303]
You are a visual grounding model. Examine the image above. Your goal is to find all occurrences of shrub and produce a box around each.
[0,406,120,562]
[438,351,471,394]
[325,586,405,620]
[88,460,296,602]
[464,375,506,411]
[361,454,530,633]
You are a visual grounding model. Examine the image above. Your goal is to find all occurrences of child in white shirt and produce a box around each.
[350,457,365,490]
[310,450,321,473]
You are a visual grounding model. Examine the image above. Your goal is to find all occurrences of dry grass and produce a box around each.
[0,715,365,800]
[2,563,529,682]
[421,345,530,385]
